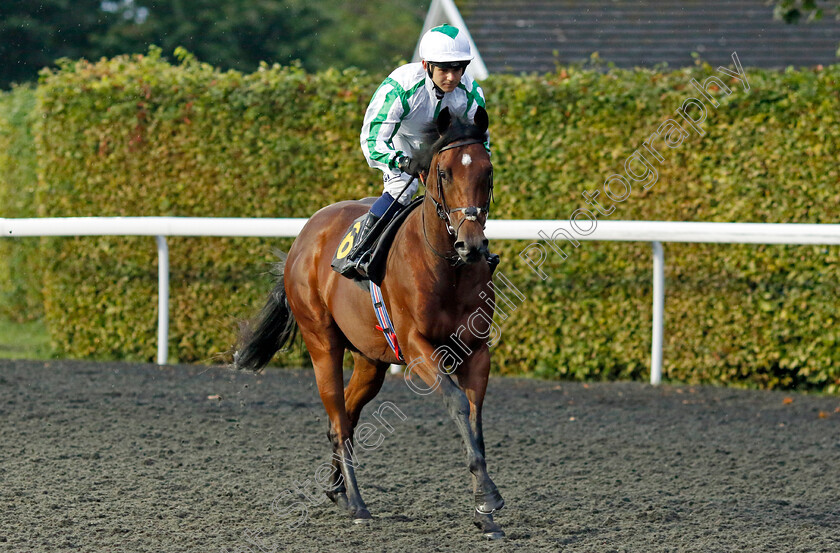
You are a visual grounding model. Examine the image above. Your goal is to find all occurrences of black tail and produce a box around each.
[234,254,298,371]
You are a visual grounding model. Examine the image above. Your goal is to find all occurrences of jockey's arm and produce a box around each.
[463,79,491,155]
[360,79,410,177]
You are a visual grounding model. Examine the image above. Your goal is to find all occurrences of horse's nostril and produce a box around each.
[482,239,489,248]
[454,241,466,251]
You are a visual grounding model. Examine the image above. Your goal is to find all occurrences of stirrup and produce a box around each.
[353,251,373,278]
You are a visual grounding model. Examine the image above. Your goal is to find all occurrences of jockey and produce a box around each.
[347,24,497,276]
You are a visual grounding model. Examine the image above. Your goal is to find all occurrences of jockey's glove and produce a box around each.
[398,155,422,177]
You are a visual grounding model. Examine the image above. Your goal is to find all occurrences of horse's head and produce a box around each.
[422,106,493,265]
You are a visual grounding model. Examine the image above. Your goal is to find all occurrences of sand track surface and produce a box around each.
[1,359,838,552]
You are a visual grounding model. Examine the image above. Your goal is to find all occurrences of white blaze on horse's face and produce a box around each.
[461,153,472,166]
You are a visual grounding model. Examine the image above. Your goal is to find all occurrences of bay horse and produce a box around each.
[235,106,504,538]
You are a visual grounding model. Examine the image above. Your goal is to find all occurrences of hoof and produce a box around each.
[473,510,504,539]
[352,508,372,524]
[475,489,505,514]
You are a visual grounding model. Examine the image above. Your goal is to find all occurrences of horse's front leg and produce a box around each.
[455,347,504,538]
[405,334,504,536]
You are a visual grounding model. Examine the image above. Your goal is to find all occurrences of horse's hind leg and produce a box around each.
[324,353,388,516]
[344,353,388,426]
[299,325,371,523]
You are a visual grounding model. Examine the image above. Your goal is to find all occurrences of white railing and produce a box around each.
[3,217,839,384]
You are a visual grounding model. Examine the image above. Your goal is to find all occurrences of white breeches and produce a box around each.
[383,171,419,205]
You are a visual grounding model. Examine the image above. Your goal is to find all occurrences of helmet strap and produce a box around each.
[426,63,445,99]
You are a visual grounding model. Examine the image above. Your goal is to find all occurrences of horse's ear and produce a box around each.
[436,107,452,135]
[474,106,488,134]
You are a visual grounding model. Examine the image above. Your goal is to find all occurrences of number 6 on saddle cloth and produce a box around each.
[330,196,423,363]
[330,196,423,287]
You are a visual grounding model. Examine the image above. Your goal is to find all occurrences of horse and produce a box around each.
[234,106,505,538]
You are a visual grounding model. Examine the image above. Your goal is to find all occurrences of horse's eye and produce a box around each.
[438,168,447,183]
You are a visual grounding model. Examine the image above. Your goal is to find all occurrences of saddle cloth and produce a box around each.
[330,196,423,286]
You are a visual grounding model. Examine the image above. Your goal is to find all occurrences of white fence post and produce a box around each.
[3,218,840,379]
[650,241,665,385]
[155,236,169,365]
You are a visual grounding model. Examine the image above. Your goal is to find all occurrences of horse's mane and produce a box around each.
[413,113,487,174]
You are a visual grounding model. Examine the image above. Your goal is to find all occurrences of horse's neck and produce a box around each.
[420,199,454,265]
[399,199,483,291]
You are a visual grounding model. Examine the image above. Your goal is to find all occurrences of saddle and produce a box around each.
[330,197,424,286]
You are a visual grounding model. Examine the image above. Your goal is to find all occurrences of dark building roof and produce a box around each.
[456,0,840,72]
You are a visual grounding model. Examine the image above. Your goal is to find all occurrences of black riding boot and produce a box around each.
[485,251,500,272]
[346,211,381,277]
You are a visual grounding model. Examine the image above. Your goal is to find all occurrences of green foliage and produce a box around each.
[486,63,840,392]
[0,0,119,89]
[4,50,839,391]
[95,0,334,74]
[773,0,840,23]
[30,48,380,365]
[0,316,53,359]
[309,2,430,71]
[1,0,429,89]
[0,84,44,321]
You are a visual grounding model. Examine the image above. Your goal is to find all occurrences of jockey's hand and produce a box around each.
[398,156,421,177]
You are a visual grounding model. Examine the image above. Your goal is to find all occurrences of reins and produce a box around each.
[422,201,465,266]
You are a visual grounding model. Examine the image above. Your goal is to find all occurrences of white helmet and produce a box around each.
[419,24,473,64]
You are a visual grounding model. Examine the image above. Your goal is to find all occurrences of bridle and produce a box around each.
[421,137,494,264]
[427,138,494,235]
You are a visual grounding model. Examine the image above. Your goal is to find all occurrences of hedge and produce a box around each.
[0,84,43,321]
[1,48,837,391]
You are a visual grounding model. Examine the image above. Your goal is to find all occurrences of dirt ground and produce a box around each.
[1,358,838,552]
